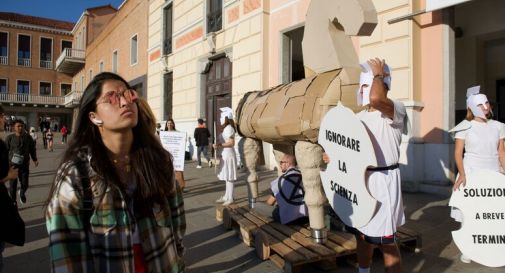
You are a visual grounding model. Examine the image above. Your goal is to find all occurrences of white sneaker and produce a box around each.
[223,199,234,206]
[460,254,471,263]
[216,196,227,203]
[196,165,202,169]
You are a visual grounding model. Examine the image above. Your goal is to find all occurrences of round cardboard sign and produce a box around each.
[450,170,505,267]
[318,102,378,227]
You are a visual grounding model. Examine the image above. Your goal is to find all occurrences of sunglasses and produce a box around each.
[97,89,138,106]
[280,161,288,164]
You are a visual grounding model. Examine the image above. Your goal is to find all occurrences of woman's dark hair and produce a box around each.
[46,72,175,209]
[223,117,235,130]
[164,118,176,131]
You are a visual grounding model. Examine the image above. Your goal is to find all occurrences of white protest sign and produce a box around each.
[450,170,505,267]
[160,131,187,171]
[318,102,378,227]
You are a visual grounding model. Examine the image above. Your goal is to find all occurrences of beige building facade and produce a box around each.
[57,0,149,125]
[145,0,505,193]
[0,12,74,130]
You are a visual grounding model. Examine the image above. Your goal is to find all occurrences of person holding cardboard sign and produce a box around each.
[323,58,406,273]
[449,86,505,263]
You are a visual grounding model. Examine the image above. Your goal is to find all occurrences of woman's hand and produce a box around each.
[453,174,466,191]
[322,152,330,164]
[213,143,220,149]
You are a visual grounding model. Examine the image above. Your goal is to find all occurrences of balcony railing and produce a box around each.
[0,56,7,65]
[17,58,31,67]
[40,60,53,69]
[56,48,85,74]
[0,92,64,105]
[63,90,83,107]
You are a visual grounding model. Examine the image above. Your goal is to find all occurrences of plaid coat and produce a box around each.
[46,151,185,273]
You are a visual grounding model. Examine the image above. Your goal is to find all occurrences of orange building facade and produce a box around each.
[0,12,74,130]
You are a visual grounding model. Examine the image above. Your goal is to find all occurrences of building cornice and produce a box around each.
[0,20,72,36]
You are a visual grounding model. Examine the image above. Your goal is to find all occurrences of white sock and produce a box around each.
[225,181,234,200]
[358,267,370,273]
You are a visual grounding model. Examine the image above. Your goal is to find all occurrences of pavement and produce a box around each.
[2,132,504,273]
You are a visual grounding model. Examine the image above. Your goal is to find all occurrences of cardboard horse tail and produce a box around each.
[235,0,378,242]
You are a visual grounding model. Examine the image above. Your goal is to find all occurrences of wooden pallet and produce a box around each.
[216,204,422,273]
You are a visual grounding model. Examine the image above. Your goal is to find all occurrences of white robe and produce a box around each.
[356,100,406,237]
[451,119,505,221]
[217,125,237,181]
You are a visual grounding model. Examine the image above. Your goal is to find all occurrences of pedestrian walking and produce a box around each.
[5,119,38,206]
[45,72,185,273]
[194,118,211,168]
[60,125,68,144]
[46,128,54,152]
[29,127,38,144]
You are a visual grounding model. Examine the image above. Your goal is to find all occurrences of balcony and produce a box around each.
[0,92,64,106]
[63,90,83,107]
[40,60,53,69]
[0,56,7,65]
[17,58,31,67]
[56,48,85,74]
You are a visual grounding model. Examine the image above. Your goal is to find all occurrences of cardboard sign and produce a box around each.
[450,170,505,267]
[318,102,378,227]
[160,131,187,172]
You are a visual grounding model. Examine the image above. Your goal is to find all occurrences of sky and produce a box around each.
[1,0,125,23]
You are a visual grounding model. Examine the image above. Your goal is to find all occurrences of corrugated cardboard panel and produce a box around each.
[338,66,361,86]
[305,70,339,98]
[340,84,360,112]
[286,76,316,98]
[277,96,305,138]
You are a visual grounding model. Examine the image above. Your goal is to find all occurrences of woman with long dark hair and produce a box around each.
[45,72,185,273]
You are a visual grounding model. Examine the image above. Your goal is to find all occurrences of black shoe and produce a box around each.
[20,193,26,204]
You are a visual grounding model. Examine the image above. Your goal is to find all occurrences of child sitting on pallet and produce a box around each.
[266,154,309,225]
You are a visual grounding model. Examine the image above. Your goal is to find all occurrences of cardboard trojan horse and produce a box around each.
[235,0,378,242]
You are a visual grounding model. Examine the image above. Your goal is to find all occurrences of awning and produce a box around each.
[388,0,473,24]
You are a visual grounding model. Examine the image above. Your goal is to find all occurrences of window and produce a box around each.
[81,75,85,91]
[40,37,53,69]
[39,82,51,96]
[17,80,30,94]
[163,3,173,55]
[163,72,173,120]
[89,70,93,81]
[282,27,305,83]
[0,32,8,65]
[207,0,222,33]
[17,34,31,67]
[99,61,104,73]
[131,35,138,65]
[0,79,7,93]
[61,83,72,95]
[61,40,72,51]
[112,50,118,73]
